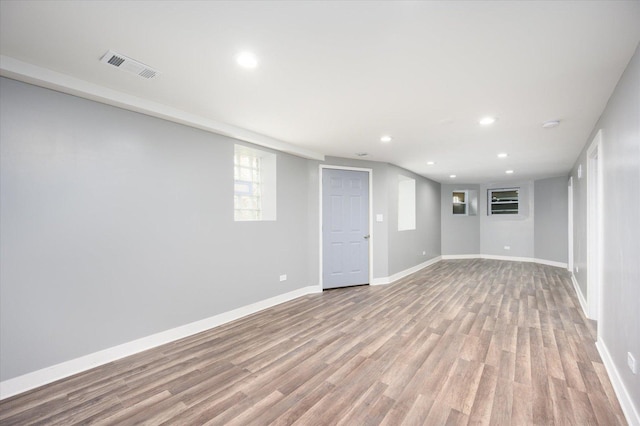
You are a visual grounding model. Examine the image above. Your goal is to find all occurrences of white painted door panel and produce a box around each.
[322,169,369,289]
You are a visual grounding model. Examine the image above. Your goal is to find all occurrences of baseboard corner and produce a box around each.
[570,273,589,318]
[533,258,568,269]
[371,255,442,286]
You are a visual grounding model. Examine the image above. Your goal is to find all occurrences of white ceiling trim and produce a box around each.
[0,55,325,161]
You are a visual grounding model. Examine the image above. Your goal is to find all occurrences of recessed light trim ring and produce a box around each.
[479,116,497,126]
[236,51,258,69]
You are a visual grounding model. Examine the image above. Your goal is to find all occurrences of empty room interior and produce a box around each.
[1,1,639,424]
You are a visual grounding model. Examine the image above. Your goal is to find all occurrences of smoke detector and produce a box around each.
[100,50,159,79]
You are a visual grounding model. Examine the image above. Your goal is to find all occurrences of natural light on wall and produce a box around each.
[398,175,416,231]
[234,145,276,221]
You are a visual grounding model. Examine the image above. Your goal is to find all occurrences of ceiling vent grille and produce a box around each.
[100,50,159,79]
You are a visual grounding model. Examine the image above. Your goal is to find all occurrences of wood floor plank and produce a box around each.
[468,364,498,424]
[379,395,416,426]
[269,381,335,426]
[530,326,554,425]
[439,358,484,415]
[335,381,389,425]
[98,390,173,425]
[567,387,599,426]
[292,358,381,424]
[489,377,513,425]
[511,381,533,425]
[358,393,397,425]
[592,360,626,419]
[404,393,437,425]
[446,408,470,426]
[0,259,627,425]
[160,390,247,425]
[555,328,587,392]
[549,376,577,425]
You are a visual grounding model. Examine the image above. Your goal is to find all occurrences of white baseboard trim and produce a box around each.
[441,254,482,260]
[533,259,567,269]
[442,254,567,269]
[0,285,320,401]
[596,339,640,426]
[571,273,589,318]
[532,258,568,268]
[371,256,442,286]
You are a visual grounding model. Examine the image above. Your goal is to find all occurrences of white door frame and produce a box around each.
[568,176,574,273]
[319,165,373,291]
[586,130,603,323]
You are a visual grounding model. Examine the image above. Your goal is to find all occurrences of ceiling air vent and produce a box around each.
[100,50,159,79]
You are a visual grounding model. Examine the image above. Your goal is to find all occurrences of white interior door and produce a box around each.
[322,168,370,289]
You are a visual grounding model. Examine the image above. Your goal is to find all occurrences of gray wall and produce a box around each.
[442,179,567,264]
[534,176,568,263]
[307,157,391,283]
[480,181,535,258]
[307,157,441,284]
[0,77,444,382]
[0,77,311,381]
[386,164,441,275]
[570,44,640,414]
[440,184,480,255]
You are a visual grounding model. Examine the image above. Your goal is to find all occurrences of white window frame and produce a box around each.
[234,145,276,221]
[488,187,519,215]
[452,190,468,215]
[398,175,416,231]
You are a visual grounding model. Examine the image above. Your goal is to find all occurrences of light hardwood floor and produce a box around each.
[0,259,627,425]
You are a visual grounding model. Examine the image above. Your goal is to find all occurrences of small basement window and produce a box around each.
[398,175,416,231]
[234,145,276,221]
[488,188,519,215]
[452,191,467,215]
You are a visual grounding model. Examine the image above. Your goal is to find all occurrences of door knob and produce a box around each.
[364,234,370,239]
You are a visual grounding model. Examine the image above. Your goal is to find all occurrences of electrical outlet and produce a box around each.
[628,352,637,374]
[279,274,287,282]
[422,251,426,256]
[576,266,579,273]
[504,245,511,250]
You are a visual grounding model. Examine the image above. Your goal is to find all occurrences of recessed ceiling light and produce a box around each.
[479,116,497,126]
[355,152,368,157]
[542,120,560,129]
[497,153,508,158]
[449,174,457,178]
[505,170,514,174]
[380,135,392,143]
[236,51,258,69]
[427,161,436,166]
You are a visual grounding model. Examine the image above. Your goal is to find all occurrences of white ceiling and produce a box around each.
[1,1,639,183]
